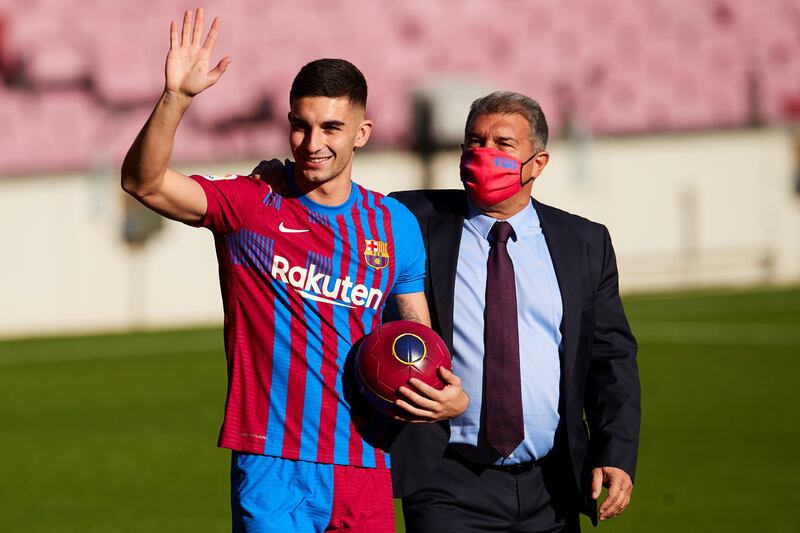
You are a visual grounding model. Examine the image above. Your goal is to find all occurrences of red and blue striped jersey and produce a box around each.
[188,172,425,468]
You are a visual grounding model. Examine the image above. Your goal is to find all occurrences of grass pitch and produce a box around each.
[1,287,798,532]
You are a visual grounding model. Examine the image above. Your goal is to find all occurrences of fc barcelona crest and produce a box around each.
[364,239,390,270]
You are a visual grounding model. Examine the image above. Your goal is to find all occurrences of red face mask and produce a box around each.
[460,147,535,207]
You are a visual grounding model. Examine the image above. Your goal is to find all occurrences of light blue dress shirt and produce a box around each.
[449,199,563,465]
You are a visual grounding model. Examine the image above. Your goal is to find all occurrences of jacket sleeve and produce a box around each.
[584,226,641,481]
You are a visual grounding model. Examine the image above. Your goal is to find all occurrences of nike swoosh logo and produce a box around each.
[278,222,309,233]
[297,289,354,308]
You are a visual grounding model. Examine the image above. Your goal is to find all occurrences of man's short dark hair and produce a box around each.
[465,91,549,152]
[290,59,368,110]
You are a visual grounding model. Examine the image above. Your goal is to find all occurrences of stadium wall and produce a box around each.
[1,128,798,338]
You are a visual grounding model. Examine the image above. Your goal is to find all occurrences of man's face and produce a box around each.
[463,112,537,185]
[288,96,372,187]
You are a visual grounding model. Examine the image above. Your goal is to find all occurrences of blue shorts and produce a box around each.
[230,452,395,532]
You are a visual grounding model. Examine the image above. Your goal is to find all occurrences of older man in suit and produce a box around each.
[388,91,640,532]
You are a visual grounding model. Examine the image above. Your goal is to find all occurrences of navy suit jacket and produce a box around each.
[387,189,640,522]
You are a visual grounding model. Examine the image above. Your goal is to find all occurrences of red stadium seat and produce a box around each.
[0,0,798,174]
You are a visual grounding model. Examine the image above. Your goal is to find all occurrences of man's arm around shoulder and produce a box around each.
[389,189,465,222]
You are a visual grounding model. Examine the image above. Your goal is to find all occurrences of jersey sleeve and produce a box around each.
[386,198,426,295]
[187,174,272,234]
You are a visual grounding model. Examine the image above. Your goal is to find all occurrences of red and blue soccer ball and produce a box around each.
[355,320,452,416]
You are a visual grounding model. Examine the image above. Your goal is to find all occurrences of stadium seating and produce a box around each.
[0,0,798,174]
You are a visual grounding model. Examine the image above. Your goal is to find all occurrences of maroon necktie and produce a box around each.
[485,221,524,458]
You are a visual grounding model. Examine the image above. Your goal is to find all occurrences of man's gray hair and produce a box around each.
[465,91,549,153]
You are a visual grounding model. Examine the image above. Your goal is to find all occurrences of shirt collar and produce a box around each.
[465,196,541,242]
[285,161,357,215]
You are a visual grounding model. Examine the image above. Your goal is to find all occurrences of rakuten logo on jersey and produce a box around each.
[271,254,383,309]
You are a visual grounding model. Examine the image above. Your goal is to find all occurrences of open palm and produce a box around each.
[165,8,230,97]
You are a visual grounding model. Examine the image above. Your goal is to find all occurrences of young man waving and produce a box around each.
[121,9,466,532]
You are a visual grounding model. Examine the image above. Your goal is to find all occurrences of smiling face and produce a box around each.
[288,96,372,194]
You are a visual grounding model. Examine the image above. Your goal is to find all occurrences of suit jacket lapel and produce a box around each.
[535,200,582,389]
[427,203,465,352]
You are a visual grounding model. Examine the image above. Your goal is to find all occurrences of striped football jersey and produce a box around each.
[189,171,425,468]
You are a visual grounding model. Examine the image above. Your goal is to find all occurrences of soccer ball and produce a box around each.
[355,320,452,416]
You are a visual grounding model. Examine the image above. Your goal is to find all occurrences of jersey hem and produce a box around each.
[218,441,389,469]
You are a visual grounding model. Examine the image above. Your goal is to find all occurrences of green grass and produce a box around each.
[1,287,799,532]
[595,287,800,532]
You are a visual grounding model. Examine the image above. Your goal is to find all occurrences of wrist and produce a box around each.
[161,89,194,110]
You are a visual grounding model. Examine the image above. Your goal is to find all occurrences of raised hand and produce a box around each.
[165,8,231,98]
